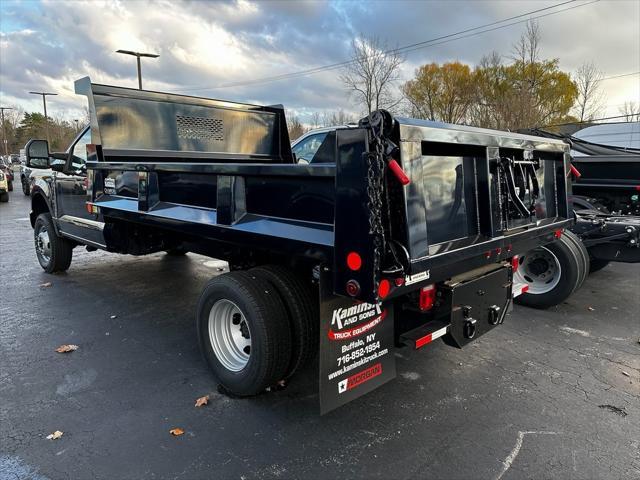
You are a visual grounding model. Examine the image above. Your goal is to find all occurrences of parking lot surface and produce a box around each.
[1,187,639,480]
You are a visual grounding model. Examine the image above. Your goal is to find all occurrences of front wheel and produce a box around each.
[34,213,73,273]
[0,192,8,203]
[22,178,30,196]
[196,271,292,396]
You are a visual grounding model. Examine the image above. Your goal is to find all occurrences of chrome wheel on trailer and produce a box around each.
[35,224,52,265]
[208,299,251,372]
[514,247,561,294]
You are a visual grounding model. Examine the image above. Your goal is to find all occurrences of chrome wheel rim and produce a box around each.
[35,226,51,264]
[208,299,251,372]
[514,246,562,295]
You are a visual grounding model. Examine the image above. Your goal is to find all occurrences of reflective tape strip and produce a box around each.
[415,325,448,349]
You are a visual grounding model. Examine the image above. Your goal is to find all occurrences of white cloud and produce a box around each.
[0,0,638,125]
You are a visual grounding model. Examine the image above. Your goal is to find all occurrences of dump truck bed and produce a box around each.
[75,78,571,303]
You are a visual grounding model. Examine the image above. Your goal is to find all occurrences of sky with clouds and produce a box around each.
[1,0,638,125]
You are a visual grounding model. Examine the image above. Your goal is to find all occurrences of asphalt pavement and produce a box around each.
[1,186,639,480]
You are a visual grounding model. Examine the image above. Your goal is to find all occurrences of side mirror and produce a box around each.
[25,139,50,169]
[50,153,68,173]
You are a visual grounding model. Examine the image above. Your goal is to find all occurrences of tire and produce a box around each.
[0,192,7,203]
[561,230,590,291]
[34,213,73,273]
[22,178,30,196]
[196,271,292,396]
[588,258,610,274]
[249,265,317,379]
[8,180,13,192]
[514,233,581,309]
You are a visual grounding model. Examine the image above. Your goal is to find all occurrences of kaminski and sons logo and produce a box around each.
[328,303,386,340]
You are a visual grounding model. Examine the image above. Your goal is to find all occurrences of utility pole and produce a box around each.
[116,49,159,90]
[0,106,13,156]
[74,119,80,132]
[29,91,57,144]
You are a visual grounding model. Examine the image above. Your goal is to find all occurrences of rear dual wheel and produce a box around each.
[197,266,317,396]
[514,230,589,309]
[197,271,292,396]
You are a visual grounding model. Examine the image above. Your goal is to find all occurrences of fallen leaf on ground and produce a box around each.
[55,344,79,353]
[169,428,184,436]
[587,306,595,311]
[39,282,52,288]
[621,371,630,377]
[46,430,63,440]
[195,395,209,407]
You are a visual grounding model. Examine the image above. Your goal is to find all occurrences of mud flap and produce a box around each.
[318,269,396,415]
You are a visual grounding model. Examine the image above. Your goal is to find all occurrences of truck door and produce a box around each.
[55,127,105,247]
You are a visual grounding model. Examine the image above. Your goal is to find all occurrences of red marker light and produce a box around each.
[378,279,391,299]
[554,229,563,239]
[419,284,436,311]
[394,277,405,287]
[485,251,492,259]
[511,255,520,273]
[346,252,362,271]
[495,247,502,255]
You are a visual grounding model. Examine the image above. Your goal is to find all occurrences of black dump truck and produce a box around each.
[25,78,572,413]
[512,129,640,309]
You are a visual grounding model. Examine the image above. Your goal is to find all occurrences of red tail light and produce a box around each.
[346,252,362,271]
[511,255,520,273]
[378,279,391,299]
[419,284,436,311]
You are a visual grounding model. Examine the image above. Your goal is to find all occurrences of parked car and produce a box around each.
[0,169,9,202]
[20,162,53,196]
[291,125,356,163]
[0,157,14,191]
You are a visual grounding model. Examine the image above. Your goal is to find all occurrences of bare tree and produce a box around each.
[310,111,321,129]
[286,112,306,141]
[619,101,640,122]
[512,20,541,67]
[573,61,605,122]
[340,35,404,115]
[322,109,355,127]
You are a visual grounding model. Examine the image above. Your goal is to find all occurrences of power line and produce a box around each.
[177,0,599,93]
[549,114,638,126]
[599,71,640,81]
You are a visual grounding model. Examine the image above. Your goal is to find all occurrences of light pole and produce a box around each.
[0,106,13,156]
[116,49,159,90]
[29,91,57,144]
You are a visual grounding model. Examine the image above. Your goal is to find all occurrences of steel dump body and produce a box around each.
[19,77,577,414]
[75,78,571,303]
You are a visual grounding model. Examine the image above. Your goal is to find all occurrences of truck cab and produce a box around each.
[28,126,106,254]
